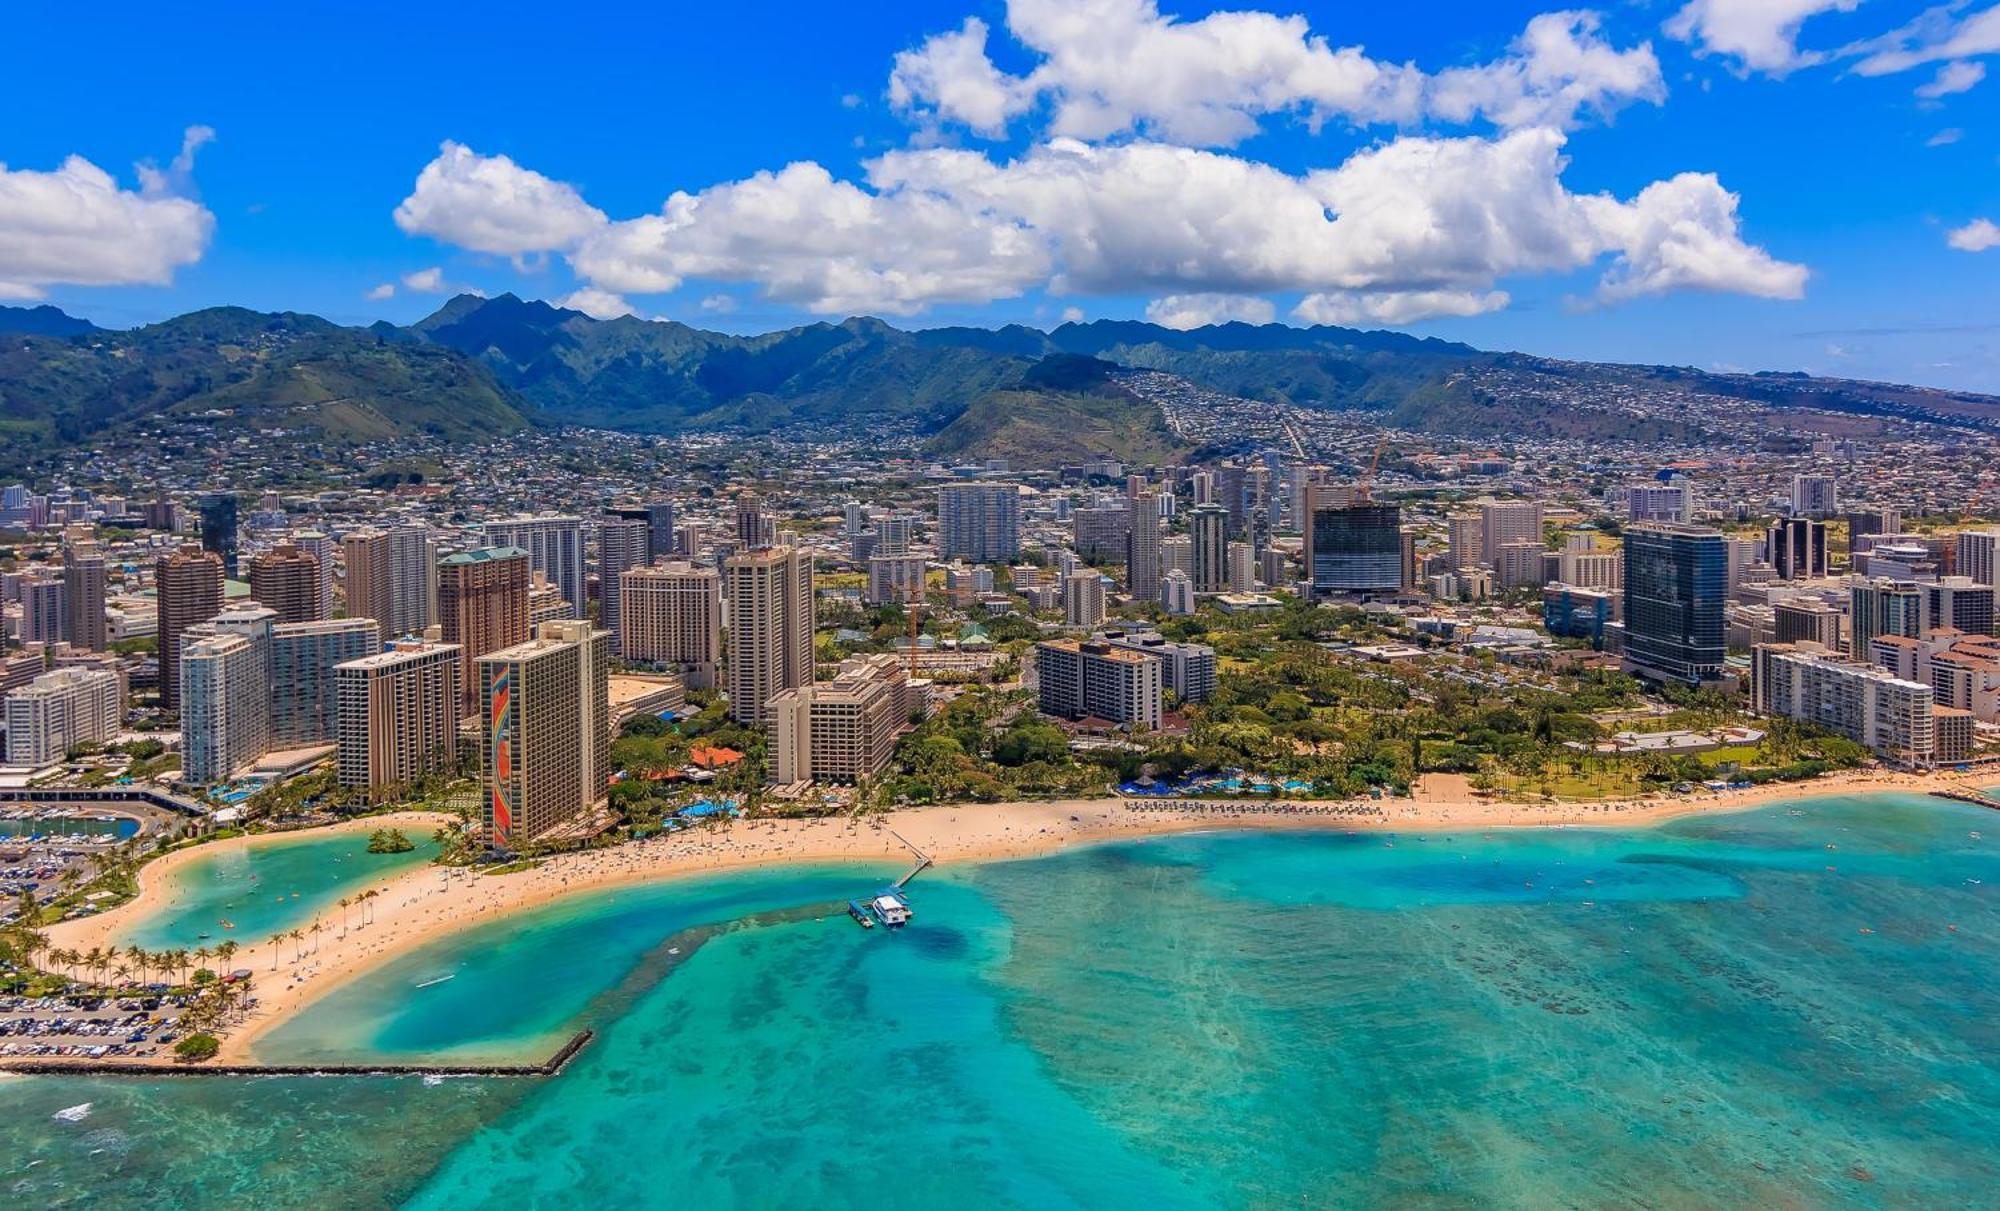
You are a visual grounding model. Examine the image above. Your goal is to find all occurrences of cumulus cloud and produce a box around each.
[365,282,396,301]
[1947,218,2000,251]
[1059,305,1086,323]
[0,127,215,299]
[401,266,450,293]
[1916,59,1988,97]
[1665,0,1860,74]
[1849,5,2000,77]
[393,141,607,257]
[1294,288,1510,326]
[1926,127,1964,146]
[556,287,635,319]
[1144,293,1276,328]
[699,293,738,313]
[889,1,1662,144]
[401,128,1802,321]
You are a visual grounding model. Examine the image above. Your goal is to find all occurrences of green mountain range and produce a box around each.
[4,293,1998,476]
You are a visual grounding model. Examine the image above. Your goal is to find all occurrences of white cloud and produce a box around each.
[365,282,396,301]
[393,140,607,256]
[1664,0,1860,74]
[1851,6,2000,77]
[1947,218,2000,251]
[1926,127,1964,146]
[1144,293,1276,329]
[556,287,635,319]
[699,293,738,313]
[0,127,215,299]
[1294,288,1510,326]
[1916,59,1987,97]
[1059,305,1086,323]
[889,1,1662,145]
[401,266,450,293]
[1585,171,1808,301]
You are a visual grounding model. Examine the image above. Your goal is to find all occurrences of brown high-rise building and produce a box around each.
[342,531,393,627]
[62,537,109,651]
[439,546,532,714]
[335,640,463,799]
[478,620,610,848]
[618,561,722,688]
[248,543,323,624]
[156,544,225,711]
[723,545,815,724]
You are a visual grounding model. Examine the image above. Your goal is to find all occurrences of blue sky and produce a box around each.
[4,0,1997,390]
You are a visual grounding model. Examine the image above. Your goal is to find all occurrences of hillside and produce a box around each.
[926,355,1192,466]
[0,305,100,338]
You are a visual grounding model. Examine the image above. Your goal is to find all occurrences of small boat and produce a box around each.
[847,901,876,929]
[414,974,455,989]
[866,892,912,929]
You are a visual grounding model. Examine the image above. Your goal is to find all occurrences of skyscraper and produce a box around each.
[1063,571,1106,629]
[341,525,436,636]
[180,629,269,786]
[483,516,586,620]
[723,546,815,724]
[198,493,239,577]
[1126,487,1162,602]
[936,483,1020,564]
[292,530,337,622]
[596,516,652,652]
[439,546,532,715]
[610,501,678,562]
[18,577,66,646]
[249,543,324,624]
[269,617,379,746]
[1957,529,2000,588]
[156,544,224,711]
[1189,503,1229,594]
[619,561,723,688]
[61,536,108,651]
[1303,489,1401,594]
[1790,474,1839,519]
[336,640,462,799]
[1767,518,1828,580]
[1621,522,1727,684]
[480,619,610,848]
[1480,500,1544,562]
[1849,578,1924,658]
[734,491,776,548]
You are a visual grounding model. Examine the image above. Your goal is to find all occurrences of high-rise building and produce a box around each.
[610,501,678,562]
[198,493,239,578]
[1035,638,1163,728]
[1767,518,1828,580]
[479,619,610,848]
[292,530,337,622]
[1543,584,1615,647]
[724,546,815,724]
[1957,530,2000,589]
[336,640,463,799]
[248,543,324,624]
[3,667,121,766]
[270,617,379,746]
[1228,541,1257,594]
[1752,643,1934,764]
[1126,488,1163,601]
[341,525,436,636]
[1071,506,1129,561]
[596,517,653,652]
[734,492,777,548]
[1626,481,1694,524]
[1063,572,1106,629]
[1189,504,1229,594]
[1850,578,1925,658]
[1622,522,1727,684]
[1445,512,1483,572]
[1161,568,1196,615]
[874,515,914,556]
[1304,489,1402,594]
[768,654,913,784]
[1926,577,1996,637]
[439,547,532,714]
[483,516,586,621]
[61,537,108,651]
[936,483,1020,564]
[866,554,926,607]
[1159,534,1193,580]
[619,561,723,688]
[180,630,269,786]
[1848,509,1902,543]
[1095,629,1217,703]
[1774,600,1842,649]
[1790,474,1839,519]
[18,577,66,646]
[156,544,224,711]
[1481,500,1544,563]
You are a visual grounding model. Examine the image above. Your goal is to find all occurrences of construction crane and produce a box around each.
[1355,431,1391,502]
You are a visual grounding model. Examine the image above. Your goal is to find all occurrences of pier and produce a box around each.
[0,1029,595,1079]
[885,827,932,888]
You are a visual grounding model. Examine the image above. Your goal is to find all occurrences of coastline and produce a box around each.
[26,769,1997,1068]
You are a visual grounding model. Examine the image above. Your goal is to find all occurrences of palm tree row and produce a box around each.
[39,939,243,990]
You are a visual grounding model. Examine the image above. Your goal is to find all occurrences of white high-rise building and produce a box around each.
[1791,474,1839,519]
[180,631,270,786]
[936,484,1019,564]
[1957,530,2000,589]
[484,516,586,621]
[3,667,121,766]
[1161,568,1196,616]
[1626,482,1694,524]
[596,517,652,653]
[620,561,723,688]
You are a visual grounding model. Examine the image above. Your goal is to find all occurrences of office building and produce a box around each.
[439,547,532,714]
[1096,629,1217,703]
[724,546,815,724]
[270,617,379,746]
[479,619,611,848]
[1063,572,1106,629]
[619,561,723,688]
[1303,490,1402,594]
[936,483,1019,564]
[335,640,462,798]
[18,577,65,646]
[1952,530,1997,589]
[768,654,913,784]
[1544,584,1615,648]
[3,667,121,766]
[483,516,586,621]
[61,537,108,651]
[156,544,224,711]
[1849,578,1925,658]
[1035,638,1163,729]
[1752,643,1935,764]
[249,543,324,624]
[1189,504,1229,594]
[198,493,239,577]
[1126,488,1163,601]
[1622,523,1727,684]
[1767,518,1827,580]
[1790,474,1839,519]
[596,516,652,653]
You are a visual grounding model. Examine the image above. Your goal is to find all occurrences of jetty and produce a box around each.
[885,827,932,889]
[0,1029,594,1079]
[1929,788,1998,811]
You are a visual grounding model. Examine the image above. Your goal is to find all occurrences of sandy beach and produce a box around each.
[31,767,1998,1065]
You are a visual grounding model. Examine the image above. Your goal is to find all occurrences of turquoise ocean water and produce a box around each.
[2,792,1995,1208]
[120,829,441,953]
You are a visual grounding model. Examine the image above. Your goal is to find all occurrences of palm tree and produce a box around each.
[83,947,104,985]
[217,941,238,972]
[112,962,131,989]
[130,949,150,984]
[289,929,305,963]
[310,919,324,954]
[193,945,213,975]
[269,935,281,971]
[337,896,351,936]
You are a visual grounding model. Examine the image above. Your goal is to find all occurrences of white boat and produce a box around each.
[867,892,913,929]
[414,974,456,989]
